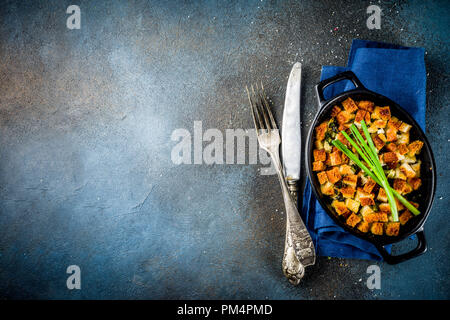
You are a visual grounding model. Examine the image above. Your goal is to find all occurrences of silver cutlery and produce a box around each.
[282,62,302,205]
[246,82,315,285]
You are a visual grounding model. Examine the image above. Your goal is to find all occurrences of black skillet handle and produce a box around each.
[375,230,427,265]
[315,71,366,108]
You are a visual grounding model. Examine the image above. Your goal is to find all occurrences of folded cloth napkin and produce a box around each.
[301,39,426,261]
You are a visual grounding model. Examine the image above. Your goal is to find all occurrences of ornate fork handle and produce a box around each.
[270,151,315,285]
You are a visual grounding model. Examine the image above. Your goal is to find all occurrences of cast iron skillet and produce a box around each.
[305,71,436,264]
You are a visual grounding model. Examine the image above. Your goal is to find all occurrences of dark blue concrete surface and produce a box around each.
[0,0,448,299]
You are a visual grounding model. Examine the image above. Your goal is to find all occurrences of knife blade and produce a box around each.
[281,62,302,203]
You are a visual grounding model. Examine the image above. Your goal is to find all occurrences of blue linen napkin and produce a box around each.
[301,39,426,261]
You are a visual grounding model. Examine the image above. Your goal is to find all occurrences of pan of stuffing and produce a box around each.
[305,71,436,264]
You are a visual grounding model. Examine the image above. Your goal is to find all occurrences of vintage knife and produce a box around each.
[280,62,315,284]
[282,62,302,205]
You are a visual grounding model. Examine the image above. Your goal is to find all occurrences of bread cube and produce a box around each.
[357,221,370,233]
[360,196,375,206]
[343,174,358,188]
[345,198,361,213]
[408,140,424,157]
[336,111,354,125]
[346,213,362,227]
[363,177,377,194]
[399,163,417,178]
[326,167,342,184]
[408,177,422,190]
[371,222,384,235]
[342,97,359,113]
[313,161,326,171]
[386,222,400,236]
[321,181,335,196]
[397,132,410,145]
[399,122,412,133]
[317,171,328,185]
[314,149,327,162]
[399,210,413,225]
[377,188,388,202]
[358,100,375,112]
[315,122,328,141]
[339,164,355,175]
[329,150,342,166]
[340,186,356,198]
[332,200,350,216]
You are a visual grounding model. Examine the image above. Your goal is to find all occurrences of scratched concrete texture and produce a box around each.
[0,0,448,299]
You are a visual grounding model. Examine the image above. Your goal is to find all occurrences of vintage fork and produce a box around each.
[246,83,315,285]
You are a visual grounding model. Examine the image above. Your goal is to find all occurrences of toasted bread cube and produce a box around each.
[377,188,388,202]
[363,177,377,194]
[317,171,328,185]
[336,132,351,147]
[386,126,398,142]
[331,105,342,117]
[346,213,362,227]
[400,163,417,178]
[379,106,391,120]
[372,134,385,150]
[395,198,405,211]
[397,143,409,155]
[372,106,391,120]
[386,222,400,236]
[315,139,324,150]
[340,186,356,198]
[383,152,398,164]
[379,203,391,213]
[411,162,421,177]
[360,205,374,217]
[393,179,412,195]
[342,97,359,113]
[368,120,387,133]
[399,210,413,225]
[314,149,327,162]
[408,140,424,157]
[408,177,422,190]
[326,167,342,184]
[357,221,370,233]
[364,212,388,223]
[321,181,335,196]
[339,164,355,175]
[336,111,354,125]
[378,133,387,142]
[395,167,407,180]
[385,142,397,152]
[371,106,382,120]
[345,198,361,213]
[403,183,412,194]
[357,188,373,202]
[388,116,402,129]
[360,196,375,206]
[376,212,389,222]
[398,132,410,145]
[329,151,342,166]
[313,161,326,171]
[315,122,328,141]
[354,109,367,123]
[332,200,350,216]
[371,222,384,235]
[399,122,412,133]
[358,100,375,112]
[343,174,358,188]
[393,179,406,193]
